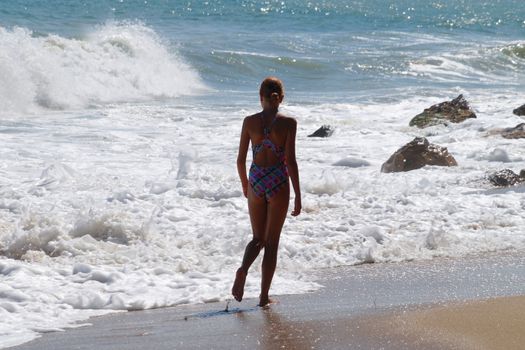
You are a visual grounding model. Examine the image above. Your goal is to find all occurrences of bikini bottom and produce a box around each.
[248,162,288,201]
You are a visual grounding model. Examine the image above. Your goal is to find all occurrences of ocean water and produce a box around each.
[1,0,525,347]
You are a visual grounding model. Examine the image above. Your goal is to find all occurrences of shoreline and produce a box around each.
[11,252,525,349]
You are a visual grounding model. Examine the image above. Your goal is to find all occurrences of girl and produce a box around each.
[232,77,301,307]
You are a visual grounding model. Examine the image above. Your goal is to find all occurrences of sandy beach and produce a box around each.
[355,295,525,350]
[11,252,525,349]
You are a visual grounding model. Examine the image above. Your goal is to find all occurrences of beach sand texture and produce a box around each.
[12,253,525,350]
[351,296,525,350]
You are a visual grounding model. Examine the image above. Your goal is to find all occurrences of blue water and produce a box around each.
[1,0,525,108]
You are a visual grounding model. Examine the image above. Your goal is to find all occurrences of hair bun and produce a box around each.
[260,77,284,99]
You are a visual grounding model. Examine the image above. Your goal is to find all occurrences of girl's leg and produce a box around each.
[259,185,290,306]
[232,187,267,302]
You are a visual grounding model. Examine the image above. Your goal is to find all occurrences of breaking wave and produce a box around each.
[0,23,205,115]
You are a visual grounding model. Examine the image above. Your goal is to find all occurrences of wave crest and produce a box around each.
[501,43,525,59]
[408,41,525,84]
[0,23,205,114]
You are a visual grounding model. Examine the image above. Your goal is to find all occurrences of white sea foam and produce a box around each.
[333,157,371,167]
[0,23,205,115]
[408,41,525,84]
[1,91,525,348]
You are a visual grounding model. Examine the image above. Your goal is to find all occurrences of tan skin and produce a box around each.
[232,92,301,307]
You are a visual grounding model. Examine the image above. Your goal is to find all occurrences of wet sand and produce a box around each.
[354,295,525,350]
[11,253,525,349]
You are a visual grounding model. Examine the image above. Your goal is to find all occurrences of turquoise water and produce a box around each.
[1,0,524,106]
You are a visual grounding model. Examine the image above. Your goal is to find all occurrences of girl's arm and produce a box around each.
[285,118,301,216]
[237,117,250,197]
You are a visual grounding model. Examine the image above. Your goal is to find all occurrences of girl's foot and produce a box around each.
[231,268,246,302]
[258,295,274,307]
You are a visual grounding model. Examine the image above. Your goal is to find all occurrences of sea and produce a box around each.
[1,0,525,347]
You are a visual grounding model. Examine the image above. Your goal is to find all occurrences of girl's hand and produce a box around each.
[242,183,248,198]
[291,197,301,216]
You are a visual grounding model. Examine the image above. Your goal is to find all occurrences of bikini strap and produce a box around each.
[261,113,278,137]
[253,113,285,162]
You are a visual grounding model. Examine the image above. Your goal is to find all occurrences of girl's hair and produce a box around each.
[259,77,284,99]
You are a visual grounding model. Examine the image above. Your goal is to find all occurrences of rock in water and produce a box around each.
[513,104,525,116]
[308,125,334,137]
[381,137,458,173]
[409,94,477,128]
[488,169,525,187]
[501,123,525,139]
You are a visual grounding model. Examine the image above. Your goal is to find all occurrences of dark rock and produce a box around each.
[381,137,458,173]
[501,123,525,139]
[308,125,334,138]
[409,94,477,128]
[488,169,525,187]
[513,104,525,116]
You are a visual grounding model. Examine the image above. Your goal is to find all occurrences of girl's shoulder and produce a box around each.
[243,112,263,124]
[243,112,297,129]
[276,113,297,128]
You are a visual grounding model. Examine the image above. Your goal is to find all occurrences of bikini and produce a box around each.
[249,115,288,201]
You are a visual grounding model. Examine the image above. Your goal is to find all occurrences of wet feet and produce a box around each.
[231,268,246,302]
[258,295,274,307]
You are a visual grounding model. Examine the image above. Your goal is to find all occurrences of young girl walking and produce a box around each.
[231,77,301,307]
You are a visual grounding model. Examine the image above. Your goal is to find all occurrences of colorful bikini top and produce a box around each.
[252,114,285,163]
